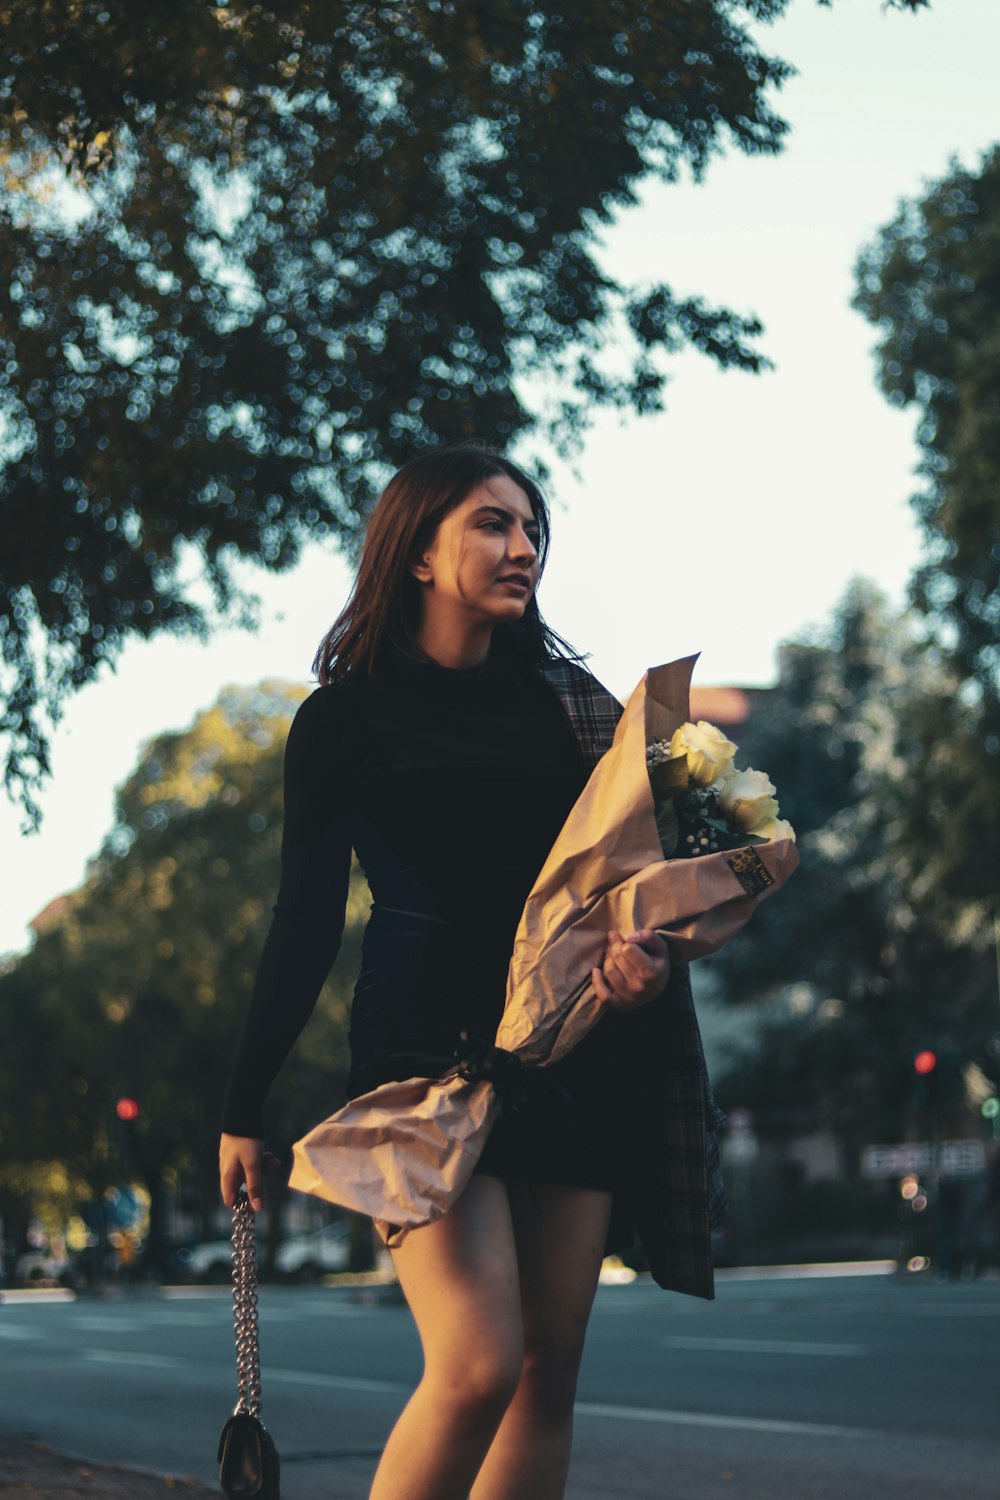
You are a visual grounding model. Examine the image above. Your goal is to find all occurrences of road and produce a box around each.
[1,1267,996,1499]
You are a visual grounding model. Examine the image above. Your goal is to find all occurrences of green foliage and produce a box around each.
[852,143,1000,918]
[0,0,811,820]
[0,680,368,1245]
[707,582,998,1144]
[853,144,1000,692]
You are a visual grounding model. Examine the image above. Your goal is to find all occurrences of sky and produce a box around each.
[5,0,999,957]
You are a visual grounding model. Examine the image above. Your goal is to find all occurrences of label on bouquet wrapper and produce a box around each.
[727,847,775,897]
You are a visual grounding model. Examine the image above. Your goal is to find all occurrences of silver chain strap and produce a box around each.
[231,1188,262,1418]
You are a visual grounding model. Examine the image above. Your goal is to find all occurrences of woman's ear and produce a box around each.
[409,550,433,583]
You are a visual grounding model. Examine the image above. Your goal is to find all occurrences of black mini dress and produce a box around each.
[221,632,635,1193]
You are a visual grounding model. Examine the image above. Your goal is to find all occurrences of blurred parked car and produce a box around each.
[275,1223,351,1281]
[14,1250,83,1290]
[174,1221,351,1283]
[173,1237,252,1284]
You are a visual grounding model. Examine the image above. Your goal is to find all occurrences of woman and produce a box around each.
[219,442,676,1500]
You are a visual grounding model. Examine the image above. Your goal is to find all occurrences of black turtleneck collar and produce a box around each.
[374,629,532,696]
[392,641,498,677]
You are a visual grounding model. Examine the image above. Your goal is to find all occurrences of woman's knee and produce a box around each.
[427,1335,524,1419]
[516,1338,584,1421]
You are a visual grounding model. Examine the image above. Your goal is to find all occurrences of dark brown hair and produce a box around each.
[313,441,587,682]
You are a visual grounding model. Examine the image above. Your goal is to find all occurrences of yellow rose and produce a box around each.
[717,768,779,831]
[747,815,796,843]
[669,720,738,787]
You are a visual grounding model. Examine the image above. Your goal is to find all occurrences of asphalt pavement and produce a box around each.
[1,1266,996,1499]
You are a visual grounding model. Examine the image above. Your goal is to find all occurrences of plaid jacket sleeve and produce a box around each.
[537,657,625,773]
[538,655,727,1299]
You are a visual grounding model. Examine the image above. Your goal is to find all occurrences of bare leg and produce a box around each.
[469,1181,612,1500]
[368,1174,523,1500]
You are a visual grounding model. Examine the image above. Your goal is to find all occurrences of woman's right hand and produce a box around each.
[219,1132,282,1212]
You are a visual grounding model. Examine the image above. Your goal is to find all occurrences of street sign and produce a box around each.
[861,1141,986,1179]
[940,1140,987,1176]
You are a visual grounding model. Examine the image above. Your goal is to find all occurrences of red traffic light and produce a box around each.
[115,1097,140,1121]
[914,1051,937,1076]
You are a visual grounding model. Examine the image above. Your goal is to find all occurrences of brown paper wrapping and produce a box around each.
[289,655,799,1244]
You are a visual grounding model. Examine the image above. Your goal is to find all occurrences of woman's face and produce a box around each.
[410,473,541,638]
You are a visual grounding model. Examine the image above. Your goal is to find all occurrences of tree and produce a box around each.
[1,0,924,821]
[705,582,997,1155]
[0,681,370,1268]
[854,143,1000,699]
[853,145,1000,917]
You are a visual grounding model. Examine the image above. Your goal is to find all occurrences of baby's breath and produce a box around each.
[647,720,792,854]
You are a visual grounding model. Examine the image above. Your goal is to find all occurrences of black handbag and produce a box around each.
[217,1188,281,1499]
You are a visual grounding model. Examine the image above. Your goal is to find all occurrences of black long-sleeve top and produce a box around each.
[220,634,592,1138]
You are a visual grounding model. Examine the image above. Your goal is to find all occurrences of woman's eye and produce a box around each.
[481,521,540,544]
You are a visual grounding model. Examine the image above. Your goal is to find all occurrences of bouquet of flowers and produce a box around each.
[647,720,795,860]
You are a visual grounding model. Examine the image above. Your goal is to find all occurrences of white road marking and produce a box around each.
[71,1316,152,1332]
[662,1335,867,1356]
[576,1401,877,1438]
[268,1366,412,1396]
[124,1311,219,1328]
[258,1305,371,1320]
[81,1349,184,1369]
[265,1368,877,1440]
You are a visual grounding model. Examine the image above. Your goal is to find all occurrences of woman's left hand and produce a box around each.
[592,928,671,1012]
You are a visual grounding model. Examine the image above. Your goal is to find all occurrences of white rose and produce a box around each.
[747,815,796,843]
[669,720,737,787]
[717,767,779,831]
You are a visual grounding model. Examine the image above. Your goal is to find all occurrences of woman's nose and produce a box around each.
[511,527,539,564]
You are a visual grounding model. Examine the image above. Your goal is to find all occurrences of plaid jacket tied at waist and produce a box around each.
[538,655,727,1300]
